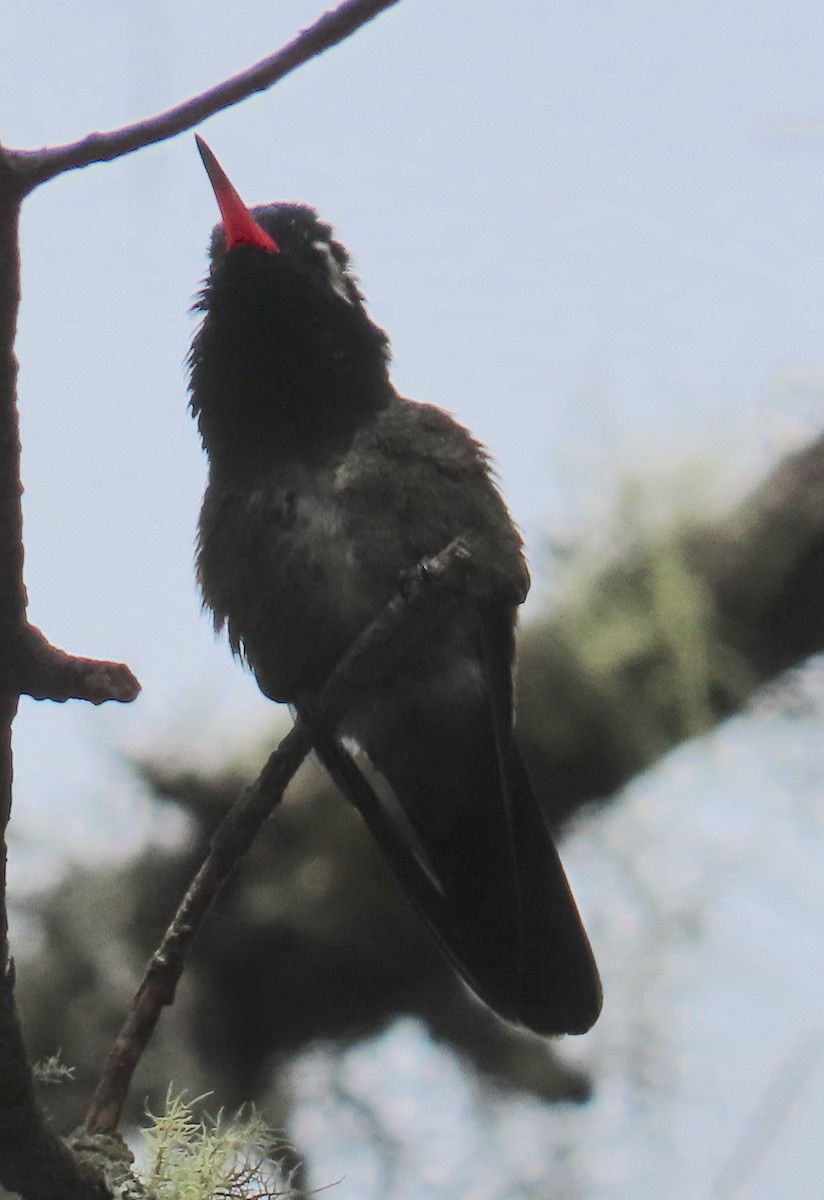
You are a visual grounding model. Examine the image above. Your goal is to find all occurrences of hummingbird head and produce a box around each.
[190,136,392,463]
[196,134,369,313]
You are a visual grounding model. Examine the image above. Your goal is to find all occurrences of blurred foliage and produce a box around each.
[517,482,752,825]
[17,756,591,1140]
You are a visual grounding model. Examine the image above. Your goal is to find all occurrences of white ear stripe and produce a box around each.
[310,240,356,305]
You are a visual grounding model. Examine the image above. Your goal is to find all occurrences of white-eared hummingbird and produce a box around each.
[189,136,601,1035]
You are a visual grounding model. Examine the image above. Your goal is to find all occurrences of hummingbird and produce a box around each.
[189,135,602,1036]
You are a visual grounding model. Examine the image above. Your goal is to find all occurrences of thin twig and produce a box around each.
[84,538,473,1135]
[3,0,401,194]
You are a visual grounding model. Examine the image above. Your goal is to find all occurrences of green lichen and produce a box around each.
[141,1088,303,1200]
[549,477,752,764]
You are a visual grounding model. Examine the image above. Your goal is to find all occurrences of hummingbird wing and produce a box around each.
[476,602,603,1033]
[303,600,602,1036]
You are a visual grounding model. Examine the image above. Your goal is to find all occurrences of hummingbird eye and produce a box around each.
[309,239,356,305]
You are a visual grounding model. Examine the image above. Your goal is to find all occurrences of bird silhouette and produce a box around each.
[189,136,601,1035]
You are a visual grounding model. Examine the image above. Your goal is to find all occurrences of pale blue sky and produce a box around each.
[3,3,824,1196]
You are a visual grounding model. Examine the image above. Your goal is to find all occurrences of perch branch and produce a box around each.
[84,538,472,1134]
[3,0,402,193]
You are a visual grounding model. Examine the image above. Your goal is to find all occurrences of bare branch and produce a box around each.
[84,538,472,1134]
[0,961,110,1200]
[0,180,26,634]
[23,651,140,705]
[3,625,141,705]
[0,180,100,1197]
[0,689,109,1199]
[4,0,401,193]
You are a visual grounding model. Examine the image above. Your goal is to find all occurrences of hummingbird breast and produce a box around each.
[196,458,388,702]
[196,397,529,704]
